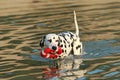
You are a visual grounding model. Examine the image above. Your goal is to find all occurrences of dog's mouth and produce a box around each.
[40,46,62,59]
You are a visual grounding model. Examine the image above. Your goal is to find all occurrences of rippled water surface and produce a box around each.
[0,0,120,80]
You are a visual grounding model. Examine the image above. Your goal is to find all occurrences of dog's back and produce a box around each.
[58,11,82,57]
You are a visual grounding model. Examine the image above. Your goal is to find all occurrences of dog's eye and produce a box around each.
[48,39,52,43]
[53,37,55,39]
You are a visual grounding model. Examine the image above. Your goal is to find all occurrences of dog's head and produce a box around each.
[40,34,60,50]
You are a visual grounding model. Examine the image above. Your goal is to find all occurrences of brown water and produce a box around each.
[0,0,120,80]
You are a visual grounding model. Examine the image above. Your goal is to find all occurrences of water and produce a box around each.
[0,0,120,80]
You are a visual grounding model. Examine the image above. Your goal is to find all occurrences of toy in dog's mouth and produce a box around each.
[40,46,62,59]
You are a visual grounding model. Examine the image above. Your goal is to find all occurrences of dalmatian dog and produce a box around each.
[39,11,82,59]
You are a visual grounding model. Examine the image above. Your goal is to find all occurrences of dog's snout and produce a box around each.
[52,46,57,50]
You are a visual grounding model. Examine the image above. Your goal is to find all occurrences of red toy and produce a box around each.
[40,46,62,59]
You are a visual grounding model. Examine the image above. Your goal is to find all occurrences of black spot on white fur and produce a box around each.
[76,45,81,49]
[61,45,63,47]
[65,50,67,53]
[60,40,62,42]
[64,45,66,48]
[63,40,66,44]
[62,49,64,53]
[69,44,70,47]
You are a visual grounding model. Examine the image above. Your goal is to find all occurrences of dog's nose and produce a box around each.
[52,46,57,50]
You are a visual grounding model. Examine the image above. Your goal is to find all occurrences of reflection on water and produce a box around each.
[40,56,86,80]
[0,0,120,80]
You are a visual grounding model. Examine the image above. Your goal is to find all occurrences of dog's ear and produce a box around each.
[39,36,46,47]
